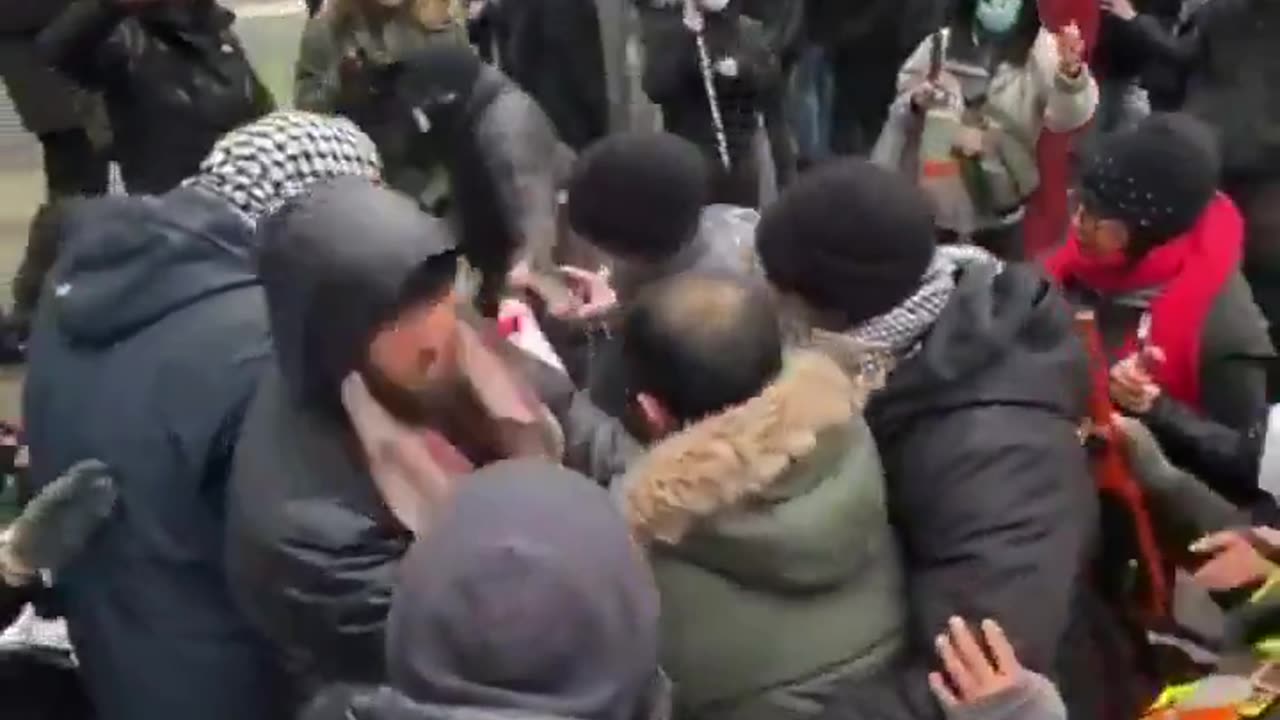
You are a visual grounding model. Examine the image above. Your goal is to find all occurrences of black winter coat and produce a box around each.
[638,6,793,192]
[21,188,287,720]
[490,0,609,151]
[1138,0,1280,180]
[818,264,1101,720]
[36,0,274,193]
[226,178,456,700]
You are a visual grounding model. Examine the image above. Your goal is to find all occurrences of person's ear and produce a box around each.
[636,392,676,440]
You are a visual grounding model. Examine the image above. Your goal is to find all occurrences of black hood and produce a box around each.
[48,189,258,347]
[386,460,660,720]
[868,263,1090,442]
[255,176,456,413]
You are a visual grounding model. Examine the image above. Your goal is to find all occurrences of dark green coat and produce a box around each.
[622,352,904,720]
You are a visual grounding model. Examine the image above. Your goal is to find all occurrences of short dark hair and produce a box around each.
[621,273,783,424]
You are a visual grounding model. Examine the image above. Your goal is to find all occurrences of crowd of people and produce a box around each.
[1,0,1280,719]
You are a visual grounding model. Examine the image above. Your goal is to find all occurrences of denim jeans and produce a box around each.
[787,46,833,164]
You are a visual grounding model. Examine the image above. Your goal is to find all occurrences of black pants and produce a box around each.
[11,130,110,331]
[828,47,900,156]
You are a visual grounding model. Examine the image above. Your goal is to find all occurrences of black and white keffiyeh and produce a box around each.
[184,111,383,224]
[847,245,1003,356]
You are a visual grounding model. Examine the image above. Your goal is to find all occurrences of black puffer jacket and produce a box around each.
[36,0,273,193]
[226,178,456,700]
[818,264,1101,720]
[22,189,286,720]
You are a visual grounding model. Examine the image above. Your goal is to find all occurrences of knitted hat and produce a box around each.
[756,159,937,326]
[567,132,711,261]
[1081,112,1221,244]
[185,111,383,223]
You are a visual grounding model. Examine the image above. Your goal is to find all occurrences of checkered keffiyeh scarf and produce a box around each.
[848,245,1004,356]
[184,111,383,223]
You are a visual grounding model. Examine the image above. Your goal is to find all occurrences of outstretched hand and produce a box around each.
[1054,22,1085,78]
[1191,529,1276,592]
[929,617,1023,708]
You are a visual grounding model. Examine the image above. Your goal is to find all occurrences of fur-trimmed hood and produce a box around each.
[621,350,889,592]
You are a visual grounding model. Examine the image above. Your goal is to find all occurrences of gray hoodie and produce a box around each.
[944,672,1066,720]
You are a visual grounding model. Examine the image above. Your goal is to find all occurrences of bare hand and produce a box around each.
[1055,22,1085,78]
[930,617,1023,708]
[682,0,705,33]
[1191,530,1275,592]
[1109,346,1164,415]
[1102,0,1138,21]
[714,57,740,78]
[559,266,617,321]
[911,81,946,111]
[952,125,985,158]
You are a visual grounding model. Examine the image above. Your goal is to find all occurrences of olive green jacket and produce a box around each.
[622,351,906,720]
[294,11,467,202]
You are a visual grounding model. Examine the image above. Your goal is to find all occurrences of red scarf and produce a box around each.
[1043,193,1244,410]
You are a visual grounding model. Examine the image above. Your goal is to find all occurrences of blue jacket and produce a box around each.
[22,188,288,720]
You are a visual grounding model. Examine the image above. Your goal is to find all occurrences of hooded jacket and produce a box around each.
[227,177,562,699]
[816,263,1100,720]
[226,178,457,698]
[298,460,669,720]
[622,351,904,720]
[21,187,286,720]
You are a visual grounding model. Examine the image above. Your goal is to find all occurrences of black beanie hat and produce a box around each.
[567,132,711,261]
[1081,112,1221,244]
[756,159,937,327]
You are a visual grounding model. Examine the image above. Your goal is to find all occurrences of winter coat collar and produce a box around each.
[622,350,874,545]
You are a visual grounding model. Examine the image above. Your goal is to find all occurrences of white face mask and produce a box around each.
[698,0,730,13]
